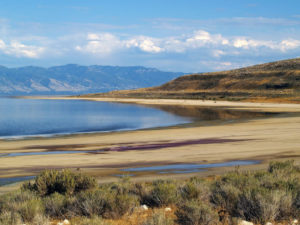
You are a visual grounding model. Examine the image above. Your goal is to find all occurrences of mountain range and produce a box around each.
[0,64,184,96]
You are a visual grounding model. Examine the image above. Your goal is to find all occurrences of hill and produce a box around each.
[89,58,300,102]
[0,65,184,96]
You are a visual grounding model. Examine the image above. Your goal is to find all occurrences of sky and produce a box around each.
[0,0,300,72]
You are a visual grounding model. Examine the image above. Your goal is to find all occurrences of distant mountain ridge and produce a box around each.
[0,64,184,95]
[90,58,300,103]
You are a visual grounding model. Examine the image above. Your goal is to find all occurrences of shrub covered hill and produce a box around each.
[87,58,300,103]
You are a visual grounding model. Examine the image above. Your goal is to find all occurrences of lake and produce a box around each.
[0,98,278,140]
[0,98,191,139]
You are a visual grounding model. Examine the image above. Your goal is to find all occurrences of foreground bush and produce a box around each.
[0,211,22,225]
[23,169,97,196]
[142,180,178,207]
[43,192,67,218]
[211,160,300,224]
[1,160,300,224]
[73,190,138,219]
[179,177,211,202]
[176,200,219,225]
[0,190,45,224]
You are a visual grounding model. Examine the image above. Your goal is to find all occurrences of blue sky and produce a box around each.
[0,0,300,72]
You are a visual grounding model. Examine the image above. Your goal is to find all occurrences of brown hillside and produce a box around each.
[83,58,300,103]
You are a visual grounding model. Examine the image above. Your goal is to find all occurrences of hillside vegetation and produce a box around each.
[88,58,300,102]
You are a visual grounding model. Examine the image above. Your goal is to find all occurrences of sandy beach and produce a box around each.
[1,97,300,193]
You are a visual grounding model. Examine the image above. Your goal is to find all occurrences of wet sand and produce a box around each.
[1,97,300,193]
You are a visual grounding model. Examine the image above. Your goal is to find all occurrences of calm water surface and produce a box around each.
[0,98,191,139]
[122,160,259,173]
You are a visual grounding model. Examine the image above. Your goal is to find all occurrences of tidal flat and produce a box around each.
[1,97,300,193]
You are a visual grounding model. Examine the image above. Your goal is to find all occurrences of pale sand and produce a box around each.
[1,97,300,191]
[24,96,300,112]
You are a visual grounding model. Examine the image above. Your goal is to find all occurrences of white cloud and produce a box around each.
[76,33,121,54]
[73,30,300,63]
[232,37,300,52]
[87,33,101,40]
[0,39,44,58]
[77,34,164,54]
[279,39,300,51]
[126,36,163,53]
[233,38,250,48]
[163,38,185,53]
[139,39,162,53]
[0,23,300,72]
[232,37,277,49]
[186,30,229,48]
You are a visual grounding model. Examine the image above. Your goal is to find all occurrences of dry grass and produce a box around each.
[83,58,300,103]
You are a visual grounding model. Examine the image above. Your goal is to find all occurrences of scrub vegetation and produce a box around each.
[88,58,300,103]
[1,161,300,224]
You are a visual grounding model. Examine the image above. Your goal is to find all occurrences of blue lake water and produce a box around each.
[121,160,259,173]
[0,98,191,139]
[0,176,36,187]
[0,150,91,157]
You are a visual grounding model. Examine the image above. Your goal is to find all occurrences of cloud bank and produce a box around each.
[0,17,300,72]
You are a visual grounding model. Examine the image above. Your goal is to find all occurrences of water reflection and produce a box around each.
[0,98,190,139]
[150,105,279,122]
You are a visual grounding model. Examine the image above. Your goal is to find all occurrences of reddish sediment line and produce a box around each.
[93,138,251,153]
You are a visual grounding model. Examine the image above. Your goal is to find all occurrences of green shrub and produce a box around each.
[102,190,139,219]
[211,181,241,216]
[0,211,22,225]
[293,190,300,210]
[43,192,67,218]
[278,193,294,219]
[175,200,219,225]
[237,189,284,224]
[73,190,106,217]
[180,181,201,201]
[268,160,296,173]
[23,169,97,196]
[69,186,138,219]
[133,182,152,205]
[211,161,300,224]
[0,191,44,223]
[142,209,174,225]
[145,180,178,207]
[17,198,44,223]
[180,178,210,202]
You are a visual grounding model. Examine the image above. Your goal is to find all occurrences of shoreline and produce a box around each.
[21,95,300,112]
[1,96,300,193]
